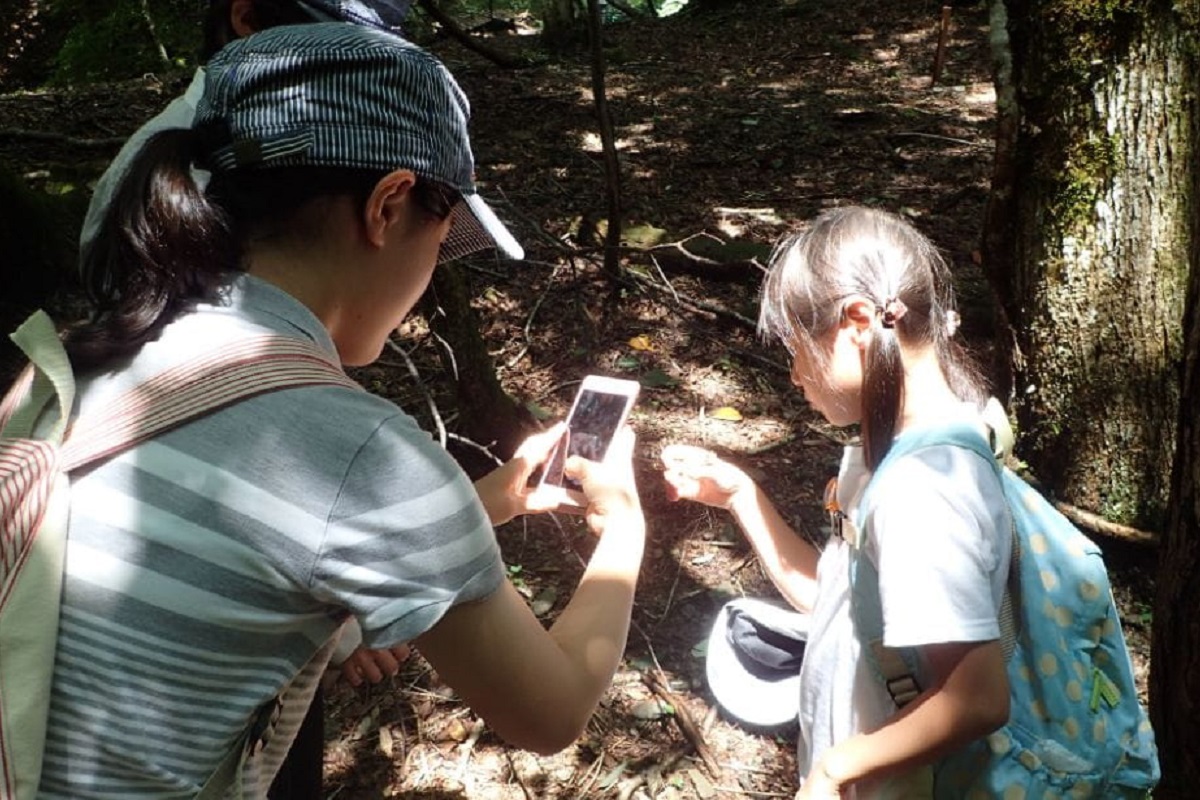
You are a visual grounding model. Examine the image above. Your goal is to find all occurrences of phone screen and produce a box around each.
[542,389,631,490]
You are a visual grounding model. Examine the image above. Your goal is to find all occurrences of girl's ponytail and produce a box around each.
[860,298,907,470]
[71,128,236,371]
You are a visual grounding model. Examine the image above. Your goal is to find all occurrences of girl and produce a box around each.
[662,206,1011,798]
[35,23,645,798]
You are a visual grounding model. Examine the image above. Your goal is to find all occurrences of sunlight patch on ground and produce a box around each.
[962,81,997,106]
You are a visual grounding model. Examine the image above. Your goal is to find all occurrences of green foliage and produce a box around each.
[47,0,203,84]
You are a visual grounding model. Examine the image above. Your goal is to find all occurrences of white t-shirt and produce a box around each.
[796,409,1012,799]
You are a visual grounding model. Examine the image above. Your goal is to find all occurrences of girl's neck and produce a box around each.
[896,348,963,432]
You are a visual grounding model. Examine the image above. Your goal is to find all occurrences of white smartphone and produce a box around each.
[536,375,640,508]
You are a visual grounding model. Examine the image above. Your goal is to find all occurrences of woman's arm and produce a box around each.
[413,430,646,754]
[804,639,1010,796]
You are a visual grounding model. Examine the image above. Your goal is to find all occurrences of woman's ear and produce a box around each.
[363,169,418,248]
[229,0,258,38]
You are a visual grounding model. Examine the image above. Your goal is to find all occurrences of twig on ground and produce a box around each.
[620,269,759,331]
[713,786,793,798]
[650,541,687,626]
[454,718,486,783]
[446,432,504,468]
[649,252,682,305]
[505,261,561,368]
[504,750,538,800]
[616,749,687,800]
[643,669,722,778]
[742,434,798,455]
[888,131,988,149]
[386,338,447,446]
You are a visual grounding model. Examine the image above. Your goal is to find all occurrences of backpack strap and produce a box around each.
[1,318,357,799]
[59,335,358,471]
[850,419,1020,709]
[1,311,75,442]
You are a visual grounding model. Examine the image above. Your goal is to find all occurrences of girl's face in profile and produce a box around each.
[790,326,864,428]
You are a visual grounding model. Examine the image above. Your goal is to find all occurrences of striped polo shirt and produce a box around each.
[38,274,505,798]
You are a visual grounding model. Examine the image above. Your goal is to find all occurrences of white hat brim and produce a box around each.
[704,597,807,729]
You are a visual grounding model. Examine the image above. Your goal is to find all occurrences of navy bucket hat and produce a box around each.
[195,22,523,263]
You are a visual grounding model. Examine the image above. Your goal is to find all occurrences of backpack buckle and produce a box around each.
[825,477,860,547]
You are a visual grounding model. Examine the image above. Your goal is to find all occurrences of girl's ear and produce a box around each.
[842,297,876,347]
[363,169,418,248]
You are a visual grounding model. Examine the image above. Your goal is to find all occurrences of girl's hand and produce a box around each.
[660,443,752,509]
[795,761,845,799]
[474,424,567,526]
[338,643,412,688]
[563,426,642,538]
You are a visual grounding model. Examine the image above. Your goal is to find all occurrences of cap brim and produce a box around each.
[704,598,807,729]
[439,193,524,264]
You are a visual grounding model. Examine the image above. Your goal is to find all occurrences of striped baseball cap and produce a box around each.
[294,0,412,31]
[195,22,523,263]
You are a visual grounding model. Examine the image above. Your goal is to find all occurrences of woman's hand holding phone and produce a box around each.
[474,424,568,526]
[564,426,643,538]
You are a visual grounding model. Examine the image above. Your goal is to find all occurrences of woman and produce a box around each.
[39,22,646,798]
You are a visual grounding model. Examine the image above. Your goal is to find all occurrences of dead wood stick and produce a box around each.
[643,671,721,777]
[1052,500,1158,547]
[415,0,528,68]
[931,5,952,85]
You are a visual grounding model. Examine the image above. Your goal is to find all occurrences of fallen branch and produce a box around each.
[620,268,758,331]
[1052,500,1158,547]
[643,670,721,778]
[415,0,529,68]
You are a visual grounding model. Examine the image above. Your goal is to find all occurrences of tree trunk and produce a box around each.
[983,0,1195,530]
[1154,237,1200,793]
[538,0,584,51]
[422,265,540,473]
[585,0,623,285]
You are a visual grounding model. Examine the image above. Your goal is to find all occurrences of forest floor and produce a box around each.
[0,1,1160,798]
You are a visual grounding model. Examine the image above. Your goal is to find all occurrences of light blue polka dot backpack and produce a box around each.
[848,421,1160,799]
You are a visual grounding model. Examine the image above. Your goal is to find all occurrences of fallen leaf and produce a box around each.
[709,406,743,421]
[378,726,394,757]
[629,334,654,351]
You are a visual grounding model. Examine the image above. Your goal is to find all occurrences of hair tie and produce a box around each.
[945,310,961,337]
[879,297,908,329]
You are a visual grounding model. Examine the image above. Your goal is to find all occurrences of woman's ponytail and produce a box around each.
[70,128,236,371]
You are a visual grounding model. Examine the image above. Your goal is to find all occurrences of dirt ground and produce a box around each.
[0,1,1159,798]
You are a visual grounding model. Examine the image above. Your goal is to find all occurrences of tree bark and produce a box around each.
[538,0,585,51]
[1154,231,1200,793]
[585,0,623,285]
[422,265,540,472]
[983,0,1195,530]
